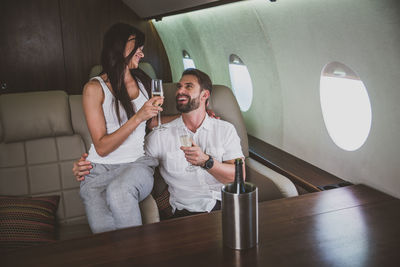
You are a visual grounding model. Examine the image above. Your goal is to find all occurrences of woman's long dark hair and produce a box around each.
[100,23,152,124]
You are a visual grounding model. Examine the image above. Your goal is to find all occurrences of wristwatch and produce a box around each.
[202,155,214,170]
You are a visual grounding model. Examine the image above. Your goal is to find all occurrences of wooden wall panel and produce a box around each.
[60,0,171,94]
[144,22,172,83]
[0,0,66,93]
[0,0,171,95]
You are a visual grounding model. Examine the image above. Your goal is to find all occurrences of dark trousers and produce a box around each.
[171,200,221,219]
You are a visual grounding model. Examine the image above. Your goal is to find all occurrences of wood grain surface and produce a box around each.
[2,185,399,267]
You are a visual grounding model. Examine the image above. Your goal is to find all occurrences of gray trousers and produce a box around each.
[80,155,158,234]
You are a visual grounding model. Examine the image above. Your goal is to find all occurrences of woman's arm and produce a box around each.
[147,114,180,129]
[146,102,220,130]
[83,81,162,157]
[162,114,180,124]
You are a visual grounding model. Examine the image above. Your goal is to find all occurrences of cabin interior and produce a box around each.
[1,0,400,262]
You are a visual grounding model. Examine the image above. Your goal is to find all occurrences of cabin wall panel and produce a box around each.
[154,3,284,146]
[59,0,112,94]
[60,0,171,94]
[59,0,147,94]
[144,22,173,84]
[0,0,66,93]
[154,0,400,198]
[255,0,400,198]
[1,0,171,95]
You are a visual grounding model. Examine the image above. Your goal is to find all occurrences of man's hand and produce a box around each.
[180,140,209,167]
[72,153,93,182]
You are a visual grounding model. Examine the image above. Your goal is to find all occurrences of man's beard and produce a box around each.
[176,94,201,113]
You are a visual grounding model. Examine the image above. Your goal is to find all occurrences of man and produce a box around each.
[74,68,244,217]
[145,68,244,216]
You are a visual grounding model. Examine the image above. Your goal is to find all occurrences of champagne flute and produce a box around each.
[151,79,166,130]
[178,127,197,172]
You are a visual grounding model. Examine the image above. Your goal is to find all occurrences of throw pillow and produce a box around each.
[0,195,60,251]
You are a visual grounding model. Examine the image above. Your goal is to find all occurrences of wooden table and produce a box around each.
[2,185,400,266]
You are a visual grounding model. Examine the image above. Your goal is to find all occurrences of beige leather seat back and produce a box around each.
[0,91,159,232]
[0,91,87,225]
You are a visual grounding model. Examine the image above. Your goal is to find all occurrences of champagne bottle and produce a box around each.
[233,158,246,194]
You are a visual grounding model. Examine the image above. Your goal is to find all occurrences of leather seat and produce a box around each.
[0,79,297,240]
[0,91,159,241]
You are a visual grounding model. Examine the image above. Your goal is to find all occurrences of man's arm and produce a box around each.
[72,153,93,181]
[161,115,180,124]
[74,121,164,182]
[204,156,245,184]
[181,121,244,184]
[180,140,245,184]
[147,114,180,129]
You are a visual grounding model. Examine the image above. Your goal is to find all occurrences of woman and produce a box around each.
[79,23,163,233]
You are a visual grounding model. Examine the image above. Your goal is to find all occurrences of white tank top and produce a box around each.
[87,76,148,164]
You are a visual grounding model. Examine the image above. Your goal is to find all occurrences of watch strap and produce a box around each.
[202,155,214,170]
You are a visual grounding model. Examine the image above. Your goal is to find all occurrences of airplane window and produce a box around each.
[182,50,196,70]
[320,62,372,151]
[228,54,253,111]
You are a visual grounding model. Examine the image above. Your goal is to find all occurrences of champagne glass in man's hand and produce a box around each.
[178,127,197,172]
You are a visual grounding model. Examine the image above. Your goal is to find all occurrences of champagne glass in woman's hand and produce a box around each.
[151,79,166,130]
[178,127,197,172]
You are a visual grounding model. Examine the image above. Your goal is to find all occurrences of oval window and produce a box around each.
[182,50,196,70]
[320,62,372,151]
[228,54,253,111]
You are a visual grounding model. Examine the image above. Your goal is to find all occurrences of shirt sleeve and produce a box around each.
[222,123,244,162]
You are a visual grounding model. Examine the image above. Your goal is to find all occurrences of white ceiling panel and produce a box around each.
[122,0,221,19]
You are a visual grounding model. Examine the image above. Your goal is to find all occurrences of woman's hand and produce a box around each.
[82,78,161,157]
[72,153,93,182]
[206,109,220,119]
[135,96,164,122]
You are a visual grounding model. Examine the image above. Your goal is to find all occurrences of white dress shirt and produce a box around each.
[145,115,244,213]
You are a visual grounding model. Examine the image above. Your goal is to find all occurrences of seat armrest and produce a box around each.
[246,158,298,201]
[139,194,160,224]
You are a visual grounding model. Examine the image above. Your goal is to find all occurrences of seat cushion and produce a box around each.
[0,91,73,143]
[0,195,59,251]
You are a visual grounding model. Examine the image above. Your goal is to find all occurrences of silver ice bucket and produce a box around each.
[221,182,258,250]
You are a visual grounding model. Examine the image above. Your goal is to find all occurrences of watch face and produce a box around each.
[205,156,214,169]
[202,155,213,169]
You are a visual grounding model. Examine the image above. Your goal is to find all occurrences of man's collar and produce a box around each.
[199,114,212,130]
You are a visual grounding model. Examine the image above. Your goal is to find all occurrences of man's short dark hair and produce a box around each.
[182,68,212,95]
